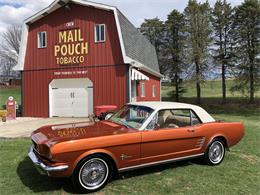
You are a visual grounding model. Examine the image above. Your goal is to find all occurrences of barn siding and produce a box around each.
[22,2,160,117]
[24,3,123,70]
[22,65,127,117]
[136,71,161,102]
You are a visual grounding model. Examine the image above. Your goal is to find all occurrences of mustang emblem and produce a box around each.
[120,154,132,160]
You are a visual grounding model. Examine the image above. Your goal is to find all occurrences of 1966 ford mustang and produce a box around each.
[28,102,244,192]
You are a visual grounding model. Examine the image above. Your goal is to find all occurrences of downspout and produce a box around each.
[128,65,133,103]
[160,79,162,101]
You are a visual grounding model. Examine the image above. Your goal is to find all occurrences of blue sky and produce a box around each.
[0,0,244,33]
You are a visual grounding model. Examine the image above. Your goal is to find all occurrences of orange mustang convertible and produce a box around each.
[28,102,244,192]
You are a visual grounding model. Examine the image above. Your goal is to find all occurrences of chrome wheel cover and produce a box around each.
[209,141,224,164]
[79,158,109,190]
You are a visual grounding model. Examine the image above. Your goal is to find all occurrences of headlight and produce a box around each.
[39,144,52,159]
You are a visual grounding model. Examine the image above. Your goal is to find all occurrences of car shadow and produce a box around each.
[17,156,202,193]
[116,159,199,180]
[16,157,75,194]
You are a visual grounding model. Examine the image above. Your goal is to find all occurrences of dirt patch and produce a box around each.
[0,117,89,138]
[232,152,260,164]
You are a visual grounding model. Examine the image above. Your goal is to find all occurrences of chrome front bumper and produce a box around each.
[28,145,69,175]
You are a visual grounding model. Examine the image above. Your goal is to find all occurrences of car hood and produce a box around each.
[31,120,137,146]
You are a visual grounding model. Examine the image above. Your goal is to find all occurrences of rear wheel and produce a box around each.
[72,155,113,193]
[204,139,225,165]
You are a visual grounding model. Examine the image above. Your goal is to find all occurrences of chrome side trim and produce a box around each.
[195,137,206,148]
[28,145,69,174]
[118,153,204,172]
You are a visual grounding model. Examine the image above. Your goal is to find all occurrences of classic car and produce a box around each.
[28,101,244,192]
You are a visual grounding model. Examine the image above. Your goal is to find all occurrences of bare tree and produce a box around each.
[0,25,21,76]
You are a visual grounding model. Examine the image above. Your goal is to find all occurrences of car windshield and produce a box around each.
[109,105,154,129]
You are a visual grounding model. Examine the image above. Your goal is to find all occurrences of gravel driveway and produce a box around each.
[0,117,89,138]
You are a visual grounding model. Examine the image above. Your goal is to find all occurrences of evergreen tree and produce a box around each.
[231,0,260,103]
[184,0,212,104]
[165,10,186,101]
[211,0,234,104]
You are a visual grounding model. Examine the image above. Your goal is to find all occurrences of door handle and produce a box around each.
[187,129,195,133]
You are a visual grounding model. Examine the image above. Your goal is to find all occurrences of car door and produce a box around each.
[141,109,204,165]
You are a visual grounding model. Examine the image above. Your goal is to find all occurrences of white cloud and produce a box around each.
[0,0,52,33]
[0,0,244,34]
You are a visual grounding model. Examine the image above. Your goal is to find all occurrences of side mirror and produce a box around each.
[105,113,113,120]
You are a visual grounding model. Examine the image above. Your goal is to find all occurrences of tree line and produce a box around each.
[140,0,259,104]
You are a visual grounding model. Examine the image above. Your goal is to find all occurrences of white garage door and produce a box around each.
[49,78,93,117]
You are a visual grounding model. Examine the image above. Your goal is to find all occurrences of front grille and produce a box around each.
[32,144,54,163]
[32,140,38,152]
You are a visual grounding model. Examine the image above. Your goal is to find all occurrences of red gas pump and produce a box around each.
[6,96,16,120]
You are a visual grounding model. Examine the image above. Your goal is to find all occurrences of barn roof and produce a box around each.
[117,10,160,74]
[15,0,162,78]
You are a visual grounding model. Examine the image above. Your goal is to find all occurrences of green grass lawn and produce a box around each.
[0,87,21,109]
[162,80,260,99]
[0,109,259,194]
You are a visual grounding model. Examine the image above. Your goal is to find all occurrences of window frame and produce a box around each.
[145,108,202,130]
[152,84,156,97]
[141,82,146,97]
[94,24,106,43]
[190,110,202,126]
[109,105,154,130]
[170,109,202,127]
[37,31,47,48]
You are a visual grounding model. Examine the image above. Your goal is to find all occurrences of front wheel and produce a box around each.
[72,155,112,193]
[204,139,225,165]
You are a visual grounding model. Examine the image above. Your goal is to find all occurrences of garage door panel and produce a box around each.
[52,108,73,117]
[50,79,93,117]
[53,89,72,98]
[52,88,73,117]
[73,88,88,117]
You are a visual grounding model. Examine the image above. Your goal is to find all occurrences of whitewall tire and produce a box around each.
[72,155,112,193]
[204,139,225,165]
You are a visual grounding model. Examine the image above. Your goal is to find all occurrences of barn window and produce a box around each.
[37,31,47,48]
[95,24,106,42]
[152,85,156,97]
[141,83,145,97]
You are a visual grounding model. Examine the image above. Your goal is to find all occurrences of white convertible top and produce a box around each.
[128,101,215,123]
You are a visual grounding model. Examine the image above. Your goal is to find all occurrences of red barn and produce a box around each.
[14,0,162,117]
